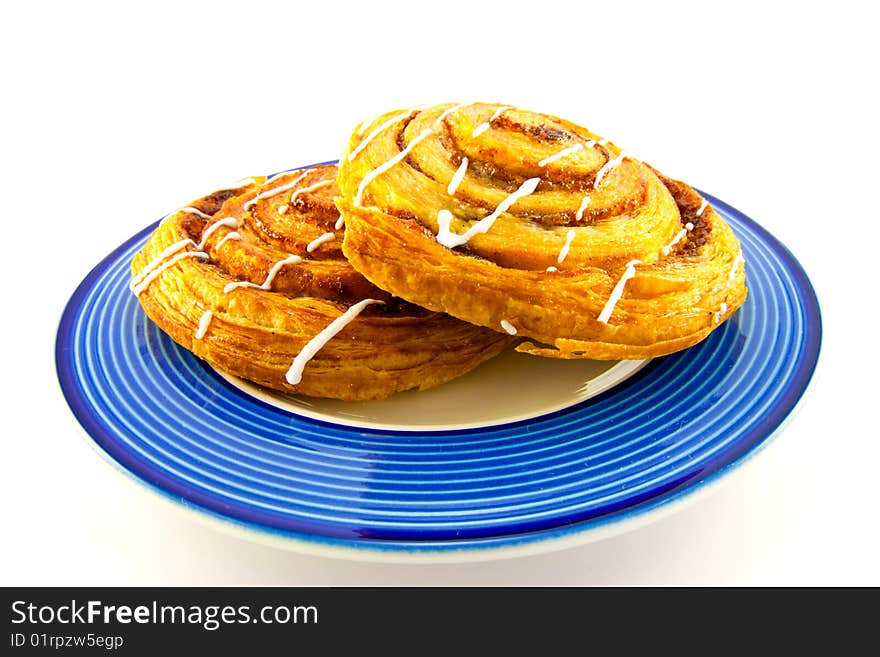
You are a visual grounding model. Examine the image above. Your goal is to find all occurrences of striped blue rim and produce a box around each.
[55,189,821,554]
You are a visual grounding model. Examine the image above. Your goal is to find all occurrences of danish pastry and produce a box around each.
[130,164,512,400]
[336,102,748,360]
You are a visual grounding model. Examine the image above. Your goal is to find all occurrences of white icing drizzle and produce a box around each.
[436,177,541,249]
[334,215,345,230]
[538,143,584,167]
[661,221,696,256]
[215,177,256,192]
[290,179,333,204]
[197,217,239,250]
[696,199,708,217]
[243,169,314,210]
[557,229,576,263]
[435,210,455,244]
[472,105,512,137]
[597,259,642,324]
[223,255,303,294]
[435,102,471,125]
[179,206,212,220]
[277,204,288,215]
[215,231,240,250]
[223,281,255,294]
[306,232,336,253]
[597,139,608,146]
[714,302,728,324]
[285,298,382,385]
[500,320,518,335]
[263,255,303,288]
[490,105,512,121]
[196,310,213,339]
[661,227,689,256]
[348,111,412,162]
[132,251,208,296]
[354,128,434,206]
[594,151,627,188]
[546,266,558,272]
[472,123,491,137]
[131,216,237,293]
[130,238,195,291]
[728,251,744,284]
[575,194,591,221]
[447,157,469,195]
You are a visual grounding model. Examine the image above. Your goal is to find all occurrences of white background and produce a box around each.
[2,1,877,585]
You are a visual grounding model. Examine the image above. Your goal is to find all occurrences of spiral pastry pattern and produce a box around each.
[130,164,512,400]
[336,102,748,359]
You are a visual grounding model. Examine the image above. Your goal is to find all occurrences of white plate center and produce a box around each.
[216,350,648,432]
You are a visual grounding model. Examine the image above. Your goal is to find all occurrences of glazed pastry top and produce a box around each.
[337,102,747,360]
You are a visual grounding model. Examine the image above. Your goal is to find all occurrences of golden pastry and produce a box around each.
[336,102,748,360]
[130,164,512,400]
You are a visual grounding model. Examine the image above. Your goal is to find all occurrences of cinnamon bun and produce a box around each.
[336,102,748,360]
[131,164,512,400]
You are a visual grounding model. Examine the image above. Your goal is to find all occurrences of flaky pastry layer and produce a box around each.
[336,103,748,359]
[131,164,511,400]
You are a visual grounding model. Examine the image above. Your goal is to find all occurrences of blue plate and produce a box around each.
[55,189,821,560]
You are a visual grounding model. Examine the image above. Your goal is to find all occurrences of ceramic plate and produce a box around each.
[56,184,821,561]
